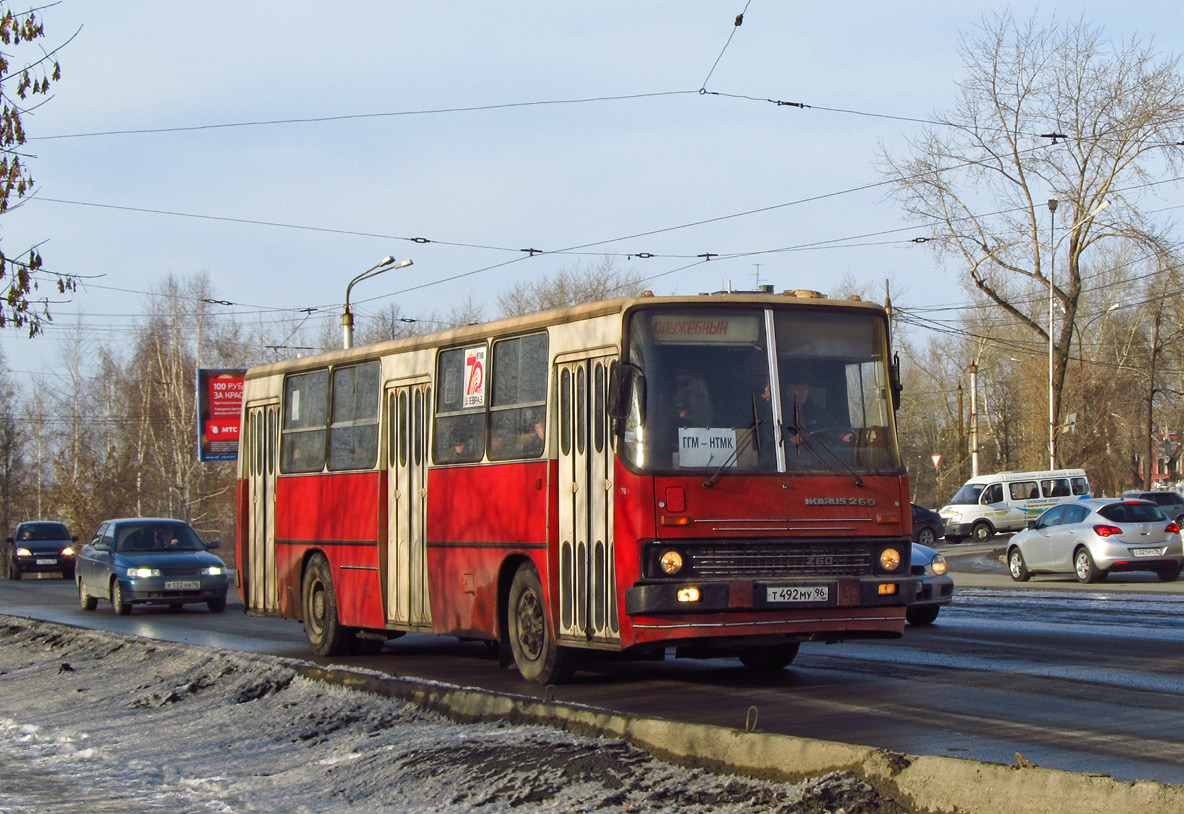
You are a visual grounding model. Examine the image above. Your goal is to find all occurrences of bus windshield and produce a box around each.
[617,305,902,475]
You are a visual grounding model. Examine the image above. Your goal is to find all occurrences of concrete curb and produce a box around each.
[291,663,1184,814]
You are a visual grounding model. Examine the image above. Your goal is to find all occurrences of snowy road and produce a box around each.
[4,564,1184,790]
[0,618,894,814]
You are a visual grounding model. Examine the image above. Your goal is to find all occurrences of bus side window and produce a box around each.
[434,346,486,464]
[489,333,548,461]
[281,369,329,473]
[1071,477,1089,496]
[328,362,380,471]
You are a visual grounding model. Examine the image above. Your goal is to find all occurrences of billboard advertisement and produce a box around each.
[197,368,246,462]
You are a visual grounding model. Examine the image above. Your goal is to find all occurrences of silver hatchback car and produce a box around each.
[1007,498,1184,583]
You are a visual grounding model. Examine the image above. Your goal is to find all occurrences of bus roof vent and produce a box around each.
[785,289,825,299]
[640,290,655,297]
[848,295,862,301]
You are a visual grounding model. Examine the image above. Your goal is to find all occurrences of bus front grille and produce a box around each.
[686,542,871,578]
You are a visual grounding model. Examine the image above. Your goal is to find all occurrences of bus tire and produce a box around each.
[738,642,800,670]
[507,562,574,684]
[302,554,357,656]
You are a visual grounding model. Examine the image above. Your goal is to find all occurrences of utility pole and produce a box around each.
[969,362,979,477]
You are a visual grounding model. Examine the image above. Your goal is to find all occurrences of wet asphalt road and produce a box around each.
[3,542,1183,786]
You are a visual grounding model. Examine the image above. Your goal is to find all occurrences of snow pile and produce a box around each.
[0,618,905,813]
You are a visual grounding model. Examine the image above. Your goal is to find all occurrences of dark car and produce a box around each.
[4,521,78,580]
[1121,490,1184,526]
[910,503,944,546]
[76,518,230,614]
[907,542,954,625]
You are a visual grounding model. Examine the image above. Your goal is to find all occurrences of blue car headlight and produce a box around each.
[927,554,948,577]
[127,567,161,578]
[201,566,225,576]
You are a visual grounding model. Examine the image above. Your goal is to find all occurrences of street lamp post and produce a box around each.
[343,256,413,349]
[1046,197,1109,469]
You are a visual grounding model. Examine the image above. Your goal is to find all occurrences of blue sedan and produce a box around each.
[77,518,231,614]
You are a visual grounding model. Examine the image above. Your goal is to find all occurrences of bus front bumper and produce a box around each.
[625,577,915,616]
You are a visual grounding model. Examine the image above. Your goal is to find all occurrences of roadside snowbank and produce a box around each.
[0,618,901,813]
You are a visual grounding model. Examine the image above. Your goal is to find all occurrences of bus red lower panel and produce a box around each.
[426,462,550,637]
[275,471,384,629]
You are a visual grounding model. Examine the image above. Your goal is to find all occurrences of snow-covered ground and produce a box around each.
[0,618,902,813]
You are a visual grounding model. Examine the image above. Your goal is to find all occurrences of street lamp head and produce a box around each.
[1047,197,1059,213]
[344,256,415,349]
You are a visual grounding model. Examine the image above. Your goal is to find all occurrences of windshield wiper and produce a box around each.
[703,394,763,489]
[782,397,864,488]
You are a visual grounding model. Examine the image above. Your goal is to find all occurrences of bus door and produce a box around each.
[556,354,620,645]
[245,401,280,613]
[384,380,432,628]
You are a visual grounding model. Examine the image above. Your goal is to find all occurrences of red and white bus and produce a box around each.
[236,290,914,683]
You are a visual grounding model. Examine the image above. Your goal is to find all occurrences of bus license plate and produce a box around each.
[165,580,201,590]
[767,586,829,603]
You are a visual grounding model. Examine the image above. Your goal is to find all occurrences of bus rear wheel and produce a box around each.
[302,554,357,656]
[507,562,574,684]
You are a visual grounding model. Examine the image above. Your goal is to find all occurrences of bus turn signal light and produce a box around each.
[878,584,897,596]
[677,587,701,603]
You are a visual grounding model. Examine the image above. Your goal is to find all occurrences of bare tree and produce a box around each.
[0,346,25,532]
[497,257,644,318]
[880,12,1184,464]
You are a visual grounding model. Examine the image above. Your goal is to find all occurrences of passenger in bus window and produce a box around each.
[491,414,545,459]
[783,370,854,444]
[673,374,714,427]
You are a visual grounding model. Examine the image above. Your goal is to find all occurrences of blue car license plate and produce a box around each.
[165,580,201,590]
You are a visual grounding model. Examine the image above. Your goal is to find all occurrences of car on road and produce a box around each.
[907,542,953,625]
[1121,489,1184,526]
[1006,498,1184,584]
[76,518,230,614]
[911,504,943,546]
[4,521,78,581]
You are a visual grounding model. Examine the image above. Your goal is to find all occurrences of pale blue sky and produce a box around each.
[4,1,1183,380]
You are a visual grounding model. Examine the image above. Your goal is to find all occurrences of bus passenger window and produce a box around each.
[281,369,329,473]
[434,346,486,464]
[328,362,380,471]
[489,333,548,461]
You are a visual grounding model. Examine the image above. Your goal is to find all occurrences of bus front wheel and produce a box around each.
[302,554,357,656]
[507,562,574,685]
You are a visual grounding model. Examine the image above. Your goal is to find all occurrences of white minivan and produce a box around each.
[938,469,1091,542]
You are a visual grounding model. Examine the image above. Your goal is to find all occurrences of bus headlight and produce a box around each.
[659,549,684,575]
[879,547,902,571]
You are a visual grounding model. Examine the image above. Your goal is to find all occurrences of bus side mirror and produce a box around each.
[607,362,645,424]
[890,352,903,410]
